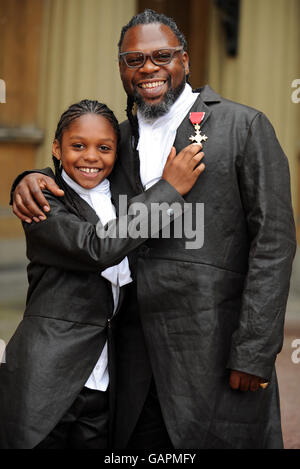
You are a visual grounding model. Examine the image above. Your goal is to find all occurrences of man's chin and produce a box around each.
[134,80,186,121]
[134,93,167,120]
[137,101,171,120]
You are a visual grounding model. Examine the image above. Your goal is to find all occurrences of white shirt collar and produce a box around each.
[61,169,111,199]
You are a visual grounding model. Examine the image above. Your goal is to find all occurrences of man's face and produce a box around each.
[119,23,190,119]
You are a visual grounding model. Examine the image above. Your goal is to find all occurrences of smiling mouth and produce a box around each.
[77,167,102,173]
[138,80,166,89]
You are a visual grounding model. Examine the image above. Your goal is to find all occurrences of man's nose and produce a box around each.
[139,55,160,73]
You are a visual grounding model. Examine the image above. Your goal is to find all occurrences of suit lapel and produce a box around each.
[117,119,144,195]
[174,85,221,150]
[58,180,100,225]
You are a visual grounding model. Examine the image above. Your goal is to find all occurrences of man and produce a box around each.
[11,10,296,449]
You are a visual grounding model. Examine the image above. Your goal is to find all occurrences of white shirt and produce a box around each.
[137,83,199,190]
[62,170,132,391]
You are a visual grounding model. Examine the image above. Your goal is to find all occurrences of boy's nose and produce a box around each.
[84,151,99,162]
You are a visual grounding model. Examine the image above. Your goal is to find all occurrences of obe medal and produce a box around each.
[189,112,208,144]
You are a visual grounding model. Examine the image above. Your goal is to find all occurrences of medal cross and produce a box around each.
[189,130,208,144]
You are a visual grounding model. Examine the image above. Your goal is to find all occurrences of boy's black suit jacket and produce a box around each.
[0,178,184,449]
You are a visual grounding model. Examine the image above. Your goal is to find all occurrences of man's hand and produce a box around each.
[229,370,267,392]
[12,173,64,223]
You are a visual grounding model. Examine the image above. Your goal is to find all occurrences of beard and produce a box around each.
[133,75,186,121]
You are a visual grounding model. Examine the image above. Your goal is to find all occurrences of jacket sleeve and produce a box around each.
[23,179,186,272]
[227,112,297,380]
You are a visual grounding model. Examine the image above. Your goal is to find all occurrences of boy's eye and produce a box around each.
[99,145,111,151]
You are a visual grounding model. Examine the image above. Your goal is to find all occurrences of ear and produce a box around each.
[52,139,61,160]
[118,55,125,75]
[182,51,190,76]
[119,60,126,85]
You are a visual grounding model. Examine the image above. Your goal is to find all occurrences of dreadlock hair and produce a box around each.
[118,9,187,53]
[52,99,120,219]
[118,9,189,149]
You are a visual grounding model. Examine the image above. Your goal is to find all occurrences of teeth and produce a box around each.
[141,81,164,89]
[79,168,100,173]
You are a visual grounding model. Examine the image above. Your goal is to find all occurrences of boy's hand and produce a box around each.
[12,174,64,223]
[229,370,268,392]
[162,144,205,196]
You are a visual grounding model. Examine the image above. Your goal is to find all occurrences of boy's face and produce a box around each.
[52,114,117,189]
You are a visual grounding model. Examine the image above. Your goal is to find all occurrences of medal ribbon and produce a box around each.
[189,112,205,125]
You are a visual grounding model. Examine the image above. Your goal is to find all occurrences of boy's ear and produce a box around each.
[52,139,61,160]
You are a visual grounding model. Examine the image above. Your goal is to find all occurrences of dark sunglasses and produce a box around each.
[119,46,184,69]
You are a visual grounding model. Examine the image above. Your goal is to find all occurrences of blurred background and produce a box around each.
[0,0,299,448]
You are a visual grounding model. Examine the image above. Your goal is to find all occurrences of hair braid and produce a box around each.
[125,95,139,149]
[118,9,187,53]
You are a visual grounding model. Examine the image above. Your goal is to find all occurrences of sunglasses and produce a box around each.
[119,46,184,69]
